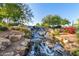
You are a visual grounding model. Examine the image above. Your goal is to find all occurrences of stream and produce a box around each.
[26,26,71,56]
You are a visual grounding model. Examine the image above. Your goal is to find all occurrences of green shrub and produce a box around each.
[53,29,60,35]
[72,49,79,56]
[8,23,20,26]
[0,22,9,31]
[0,26,8,31]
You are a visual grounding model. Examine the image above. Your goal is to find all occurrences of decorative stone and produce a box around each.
[3,51,14,56]
[15,54,20,56]
[0,37,11,50]
[38,31,46,36]
[44,32,53,40]
[15,46,26,55]
[20,41,28,47]
[20,39,30,47]
[9,34,22,42]
[15,46,26,51]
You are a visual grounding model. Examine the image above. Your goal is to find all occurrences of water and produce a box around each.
[26,26,71,56]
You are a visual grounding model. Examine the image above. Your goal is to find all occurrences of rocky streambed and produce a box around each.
[0,26,72,56]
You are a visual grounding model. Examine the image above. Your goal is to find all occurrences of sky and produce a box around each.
[28,3,79,25]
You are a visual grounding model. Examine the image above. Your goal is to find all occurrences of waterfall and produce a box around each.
[26,26,71,56]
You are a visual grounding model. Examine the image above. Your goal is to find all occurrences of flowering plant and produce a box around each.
[63,26,76,34]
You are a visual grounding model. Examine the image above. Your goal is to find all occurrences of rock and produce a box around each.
[3,51,14,56]
[9,34,23,42]
[45,41,54,48]
[0,37,11,50]
[64,44,71,50]
[20,39,30,47]
[15,46,27,55]
[0,29,30,56]
[38,31,46,36]
[15,46,27,51]
[44,32,53,40]
[68,39,74,43]
[20,41,27,46]
[0,45,6,51]
[15,54,20,56]
[72,43,79,48]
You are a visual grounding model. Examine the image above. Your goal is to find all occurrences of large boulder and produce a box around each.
[20,39,30,47]
[14,46,27,55]
[9,34,23,42]
[38,31,46,36]
[0,29,31,56]
[2,51,15,56]
[0,37,11,50]
[44,32,53,40]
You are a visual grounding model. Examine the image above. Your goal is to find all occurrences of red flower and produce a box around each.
[63,26,76,34]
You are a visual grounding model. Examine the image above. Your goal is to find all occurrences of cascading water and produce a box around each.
[26,26,71,56]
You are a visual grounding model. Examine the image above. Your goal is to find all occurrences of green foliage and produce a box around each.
[42,15,70,27]
[41,23,49,27]
[42,15,61,26]
[0,3,33,24]
[61,18,70,25]
[35,23,41,27]
[53,29,60,35]
[35,22,50,28]
[0,22,8,31]
[72,49,79,56]
[0,30,4,32]
[74,19,79,42]
[76,30,79,43]
[76,30,79,37]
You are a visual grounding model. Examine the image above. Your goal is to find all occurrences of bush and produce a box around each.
[0,22,9,31]
[63,26,76,34]
[53,29,60,35]
[72,49,79,56]
[0,26,8,31]
[8,23,20,26]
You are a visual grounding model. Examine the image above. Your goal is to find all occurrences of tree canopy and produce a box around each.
[0,3,33,24]
[42,15,70,27]
[61,18,70,25]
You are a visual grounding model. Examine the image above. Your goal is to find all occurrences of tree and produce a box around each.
[41,23,50,27]
[42,15,62,27]
[42,15,70,27]
[61,18,70,25]
[35,23,41,27]
[0,3,33,25]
